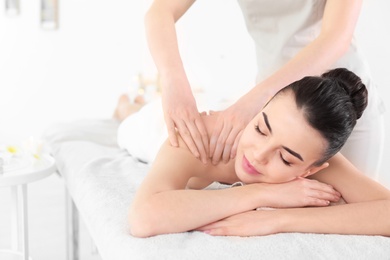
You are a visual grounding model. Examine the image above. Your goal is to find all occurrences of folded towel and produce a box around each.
[117,98,167,163]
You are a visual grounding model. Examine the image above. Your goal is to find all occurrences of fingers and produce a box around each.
[210,124,232,164]
[289,178,341,207]
[303,180,341,205]
[166,118,179,147]
[171,115,209,163]
[175,120,200,158]
[222,128,243,163]
[203,228,228,236]
[196,222,228,236]
[230,131,243,160]
[310,189,341,203]
[209,118,223,160]
[194,117,209,163]
[221,129,239,163]
[212,125,243,164]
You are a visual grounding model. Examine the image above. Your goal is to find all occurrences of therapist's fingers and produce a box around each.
[222,128,242,163]
[165,117,179,147]
[195,113,210,160]
[230,131,243,160]
[211,123,232,165]
[176,116,209,163]
[209,121,223,159]
[175,119,200,159]
[195,116,209,163]
[186,115,209,163]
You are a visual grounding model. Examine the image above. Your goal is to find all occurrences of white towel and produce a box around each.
[117,98,167,163]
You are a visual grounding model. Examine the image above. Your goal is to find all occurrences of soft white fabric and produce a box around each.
[44,119,390,260]
[117,99,167,163]
[340,114,385,179]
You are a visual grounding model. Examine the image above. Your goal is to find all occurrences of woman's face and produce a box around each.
[235,91,328,184]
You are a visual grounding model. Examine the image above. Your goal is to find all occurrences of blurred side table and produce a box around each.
[0,154,56,260]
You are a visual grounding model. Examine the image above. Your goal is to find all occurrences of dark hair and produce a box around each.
[277,68,368,166]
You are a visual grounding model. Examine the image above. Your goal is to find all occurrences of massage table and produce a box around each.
[43,118,390,260]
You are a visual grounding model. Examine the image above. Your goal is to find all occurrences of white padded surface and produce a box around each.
[44,119,390,260]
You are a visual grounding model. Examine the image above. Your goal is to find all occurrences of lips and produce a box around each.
[242,155,261,175]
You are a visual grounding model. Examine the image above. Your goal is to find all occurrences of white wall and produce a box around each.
[0,0,389,185]
[355,1,390,187]
[0,0,146,141]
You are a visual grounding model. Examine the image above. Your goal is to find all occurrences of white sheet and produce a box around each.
[44,119,390,260]
[117,98,167,163]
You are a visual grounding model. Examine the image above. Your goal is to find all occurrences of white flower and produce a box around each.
[22,137,44,160]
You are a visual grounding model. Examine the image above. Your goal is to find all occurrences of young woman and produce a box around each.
[123,68,390,238]
[145,0,385,179]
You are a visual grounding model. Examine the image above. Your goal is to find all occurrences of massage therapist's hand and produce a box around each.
[209,93,263,164]
[162,84,209,164]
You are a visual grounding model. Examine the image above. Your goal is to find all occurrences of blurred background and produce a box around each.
[0,0,389,258]
[0,0,388,184]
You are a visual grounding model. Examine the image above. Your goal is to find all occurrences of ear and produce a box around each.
[300,162,329,178]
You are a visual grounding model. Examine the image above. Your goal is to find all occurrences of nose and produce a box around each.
[252,147,270,165]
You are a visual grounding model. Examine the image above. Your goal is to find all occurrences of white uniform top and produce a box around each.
[237,0,385,116]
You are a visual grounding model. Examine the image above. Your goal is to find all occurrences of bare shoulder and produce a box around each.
[144,139,208,192]
[135,113,232,196]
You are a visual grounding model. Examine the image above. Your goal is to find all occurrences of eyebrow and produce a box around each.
[262,112,304,162]
[262,112,272,134]
[282,146,304,161]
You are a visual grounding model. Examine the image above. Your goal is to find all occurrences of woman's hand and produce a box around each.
[196,177,341,237]
[162,87,209,164]
[266,177,341,208]
[196,210,281,236]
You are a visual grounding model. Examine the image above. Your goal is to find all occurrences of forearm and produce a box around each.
[249,1,361,100]
[280,200,390,236]
[130,184,268,237]
[144,3,191,91]
[250,34,350,102]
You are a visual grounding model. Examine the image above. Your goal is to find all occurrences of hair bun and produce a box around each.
[321,68,368,119]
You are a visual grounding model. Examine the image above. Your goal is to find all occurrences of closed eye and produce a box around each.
[255,125,266,136]
[280,153,291,166]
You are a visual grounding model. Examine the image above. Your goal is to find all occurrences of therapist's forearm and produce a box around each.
[280,200,390,236]
[249,34,350,102]
[144,2,192,91]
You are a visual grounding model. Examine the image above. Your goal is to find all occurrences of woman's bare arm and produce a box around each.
[279,153,390,235]
[197,153,390,236]
[128,140,273,237]
[129,138,342,237]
